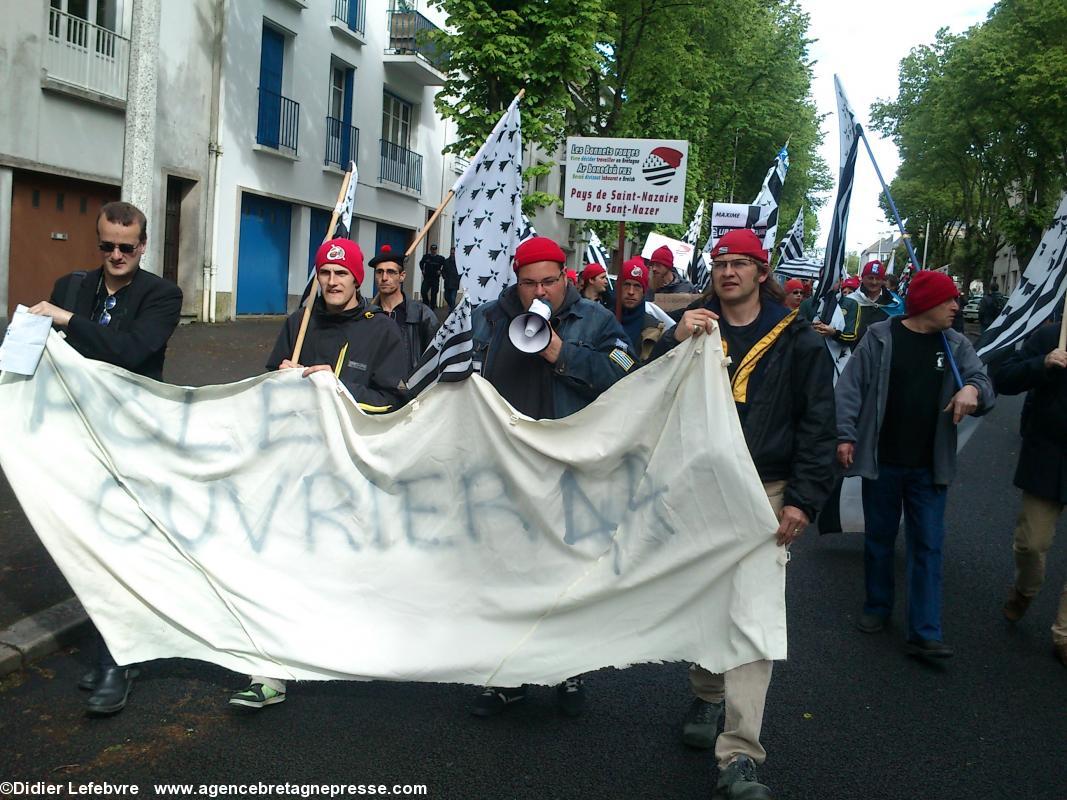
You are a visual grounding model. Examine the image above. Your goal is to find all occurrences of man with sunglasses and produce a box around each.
[649,228,835,800]
[468,235,635,717]
[27,200,182,716]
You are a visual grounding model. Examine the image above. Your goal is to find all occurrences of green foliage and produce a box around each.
[428,0,829,239]
[871,0,1067,288]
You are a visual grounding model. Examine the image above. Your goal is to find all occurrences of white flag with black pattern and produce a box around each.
[976,191,1067,361]
[817,76,862,311]
[406,96,524,396]
[752,146,788,249]
[585,229,609,268]
[683,200,705,285]
[773,205,805,267]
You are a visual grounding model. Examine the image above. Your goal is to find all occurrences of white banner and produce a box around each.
[641,232,695,271]
[0,333,786,685]
[564,137,688,223]
[708,202,772,251]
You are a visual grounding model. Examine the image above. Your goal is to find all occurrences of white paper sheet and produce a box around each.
[0,305,53,376]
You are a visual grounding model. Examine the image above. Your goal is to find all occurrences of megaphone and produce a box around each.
[508,298,553,353]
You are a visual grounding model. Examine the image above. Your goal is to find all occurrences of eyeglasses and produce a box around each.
[374,268,402,277]
[711,258,757,271]
[99,241,139,255]
[97,295,117,326]
[517,274,563,290]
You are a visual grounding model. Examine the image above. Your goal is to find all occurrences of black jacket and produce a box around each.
[50,267,182,381]
[442,255,460,290]
[375,294,440,373]
[651,296,837,520]
[419,253,446,282]
[994,324,1067,502]
[267,296,408,411]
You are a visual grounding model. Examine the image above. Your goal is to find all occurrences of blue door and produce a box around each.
[237,193,291,314]
[258,26,284,148]
[308,207,332,275]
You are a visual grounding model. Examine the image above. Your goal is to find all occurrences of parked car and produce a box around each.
[962,296,982,323]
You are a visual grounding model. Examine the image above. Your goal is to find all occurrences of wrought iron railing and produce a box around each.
[44,8,129,100]
[257,88,300,155]
[332,0,366,35]
[379,139,423,192]
[387,9,446,71]
[325,117,359,168]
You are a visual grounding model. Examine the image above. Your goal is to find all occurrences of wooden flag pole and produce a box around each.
[404,190,454,258]
[292,168,354,363]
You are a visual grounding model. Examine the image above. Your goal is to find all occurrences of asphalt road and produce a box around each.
[1,322,1065,799]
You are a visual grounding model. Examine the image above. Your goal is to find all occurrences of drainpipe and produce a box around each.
[203,0,227,322]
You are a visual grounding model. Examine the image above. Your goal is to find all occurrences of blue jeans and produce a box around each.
[861,465,948,642]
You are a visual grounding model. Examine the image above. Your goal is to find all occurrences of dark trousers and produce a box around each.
[861,465,948,642]
[94,627,118,669]
[422,278,439,309]
[444,287,458,311]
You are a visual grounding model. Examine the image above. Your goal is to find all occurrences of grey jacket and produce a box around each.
[836,320,995,485]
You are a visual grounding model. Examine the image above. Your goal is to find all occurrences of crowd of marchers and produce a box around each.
[20,200,1066,800]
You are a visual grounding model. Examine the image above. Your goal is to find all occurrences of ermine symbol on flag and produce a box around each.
[326,244,345,261]
[642,147,682,186]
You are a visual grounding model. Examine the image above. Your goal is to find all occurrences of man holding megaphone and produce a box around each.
[468,235,636,716]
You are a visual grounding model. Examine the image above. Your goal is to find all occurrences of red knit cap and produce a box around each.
[709,229,768,263]
[905,270,959,317]
[513,236,566,271]
[565,269,578,285]
[649,245,675,268]
[620,257,649,291]
[862,260,885,277]
[784,278,805,293]
[316,238,365,284]
[581,263,606,282]
[842,276,861,290]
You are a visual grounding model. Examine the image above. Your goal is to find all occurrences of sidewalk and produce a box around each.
[0,319,281,672]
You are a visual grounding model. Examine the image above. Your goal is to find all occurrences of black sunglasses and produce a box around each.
[99,241,138,255]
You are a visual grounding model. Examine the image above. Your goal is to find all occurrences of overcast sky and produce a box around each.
[801,0,993,261]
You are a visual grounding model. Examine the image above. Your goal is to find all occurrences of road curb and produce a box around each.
[0,597,89,676]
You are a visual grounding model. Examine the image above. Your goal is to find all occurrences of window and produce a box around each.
[330,66,346,121]
[80,196,88,214]
[382,92,411,149]
[326,62,356,167]
[257,23,299,154]
[534,161,548,193]
[32,189,40,208]
[50,0,120,32]
[56,192,65,211]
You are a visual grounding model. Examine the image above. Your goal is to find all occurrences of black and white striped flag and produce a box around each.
[585,229,609,268]
[817,76,862,311]
[773,206,805,266]
[406,96,524,397]
[752,145,788,249]
[976,191,1067,362]
[683,200,705,286]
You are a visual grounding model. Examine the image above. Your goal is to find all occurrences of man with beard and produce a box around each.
[617,257,665,363]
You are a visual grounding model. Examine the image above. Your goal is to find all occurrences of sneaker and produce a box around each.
[229,682,286,709]
[713,755,772,799]
[682,697,724,750]
[470,686,526,717]
[856,612,887,633]
[556,677,585,717]
[905,639,954,659]
[1003,587,1032,622]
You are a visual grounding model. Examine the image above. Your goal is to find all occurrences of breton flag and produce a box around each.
[301,162,357,305]
[817,76,862,313]
[642,147,684,186]
[406,95,524,396]
[773,206,805,266]
[585,229,609,268]
[683,200,705,286]
[976,192,1067,362]
[752,145,789,249]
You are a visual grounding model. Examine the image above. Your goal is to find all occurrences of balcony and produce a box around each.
[330,0,366,44]
[43,8,129,102]
[325,117,359,169]
[257,87,300,156]
[379,139,422,193]
[383,9,446,87]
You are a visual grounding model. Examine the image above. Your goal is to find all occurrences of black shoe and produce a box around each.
[79,666,139,691]
[556,677,585,717]
[856,613,887,634]
[470,686,526,717]
[86,667,134,715]
[682,697,724,749]
[713,755,772,799]
[905,639,954,659]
